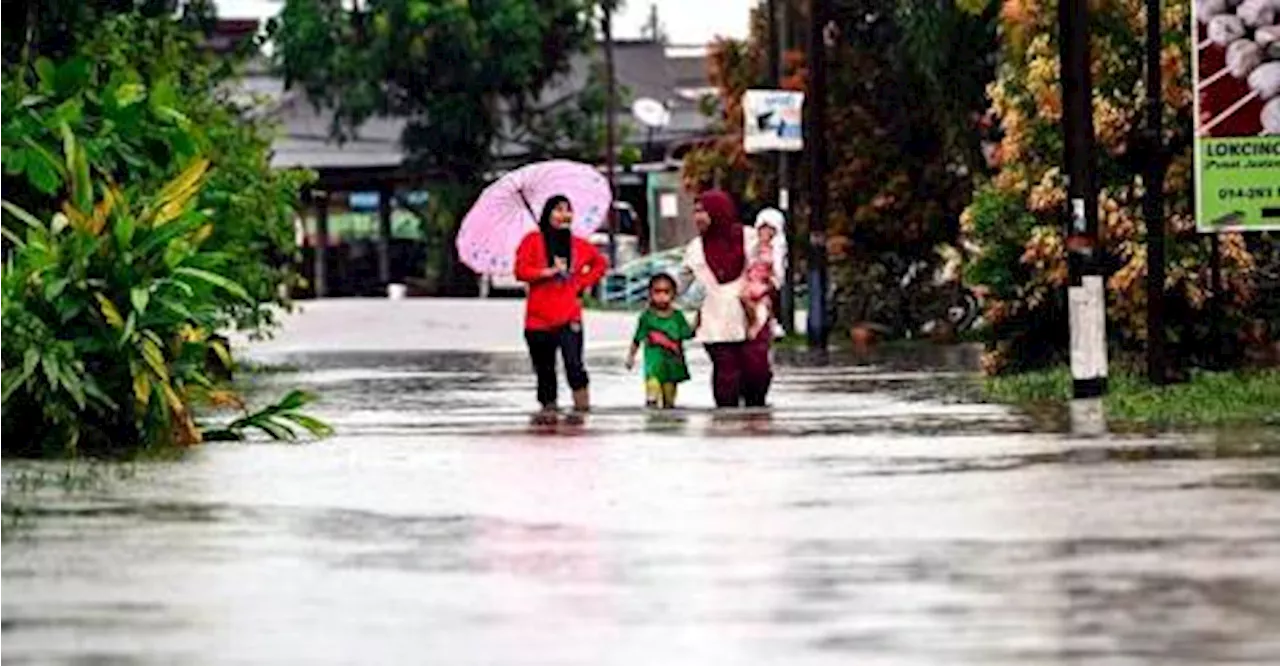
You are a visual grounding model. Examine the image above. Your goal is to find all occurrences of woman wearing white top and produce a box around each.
[679,190,774,407]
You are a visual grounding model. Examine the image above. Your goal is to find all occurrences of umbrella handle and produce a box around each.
[516,188,538,223]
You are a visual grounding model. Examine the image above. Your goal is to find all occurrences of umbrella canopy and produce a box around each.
[456,160,612,275]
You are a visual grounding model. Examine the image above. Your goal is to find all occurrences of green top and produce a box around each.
[633,308,694,384]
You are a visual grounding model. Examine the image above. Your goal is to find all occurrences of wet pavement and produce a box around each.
[4,299,1280,665]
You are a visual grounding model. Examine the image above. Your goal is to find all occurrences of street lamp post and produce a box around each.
[1059,0,1109,398]
[767,0,797,335]
[805,1,831,349]
[603,1,618,266]
[1143,0,1168,385]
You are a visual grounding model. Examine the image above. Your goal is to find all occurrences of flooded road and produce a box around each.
[5,301,1280,665]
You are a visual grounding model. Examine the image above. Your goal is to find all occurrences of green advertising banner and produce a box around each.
[1196,138,1280,231]
[1193,3,1280,232]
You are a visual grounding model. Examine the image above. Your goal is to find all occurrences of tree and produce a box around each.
[270,0,600,186]
[3,14,313,334]
[682,0,998,334]
[2,0,218,66]
[962,0,1273,375]
[513,63,634,165]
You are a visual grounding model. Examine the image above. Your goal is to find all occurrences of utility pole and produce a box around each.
[1143,0,1168,385]
[603,2,619,266]
[768,0,797,335]
[1060,0,1108,398]
[805,0,830,349]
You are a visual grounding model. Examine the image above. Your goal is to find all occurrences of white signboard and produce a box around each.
[659,192,679,218]
[743,89,804,153]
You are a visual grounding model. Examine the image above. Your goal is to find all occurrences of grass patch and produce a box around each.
[983,367,1280,427]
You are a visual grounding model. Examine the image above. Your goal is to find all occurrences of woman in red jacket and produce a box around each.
[514,195,609,412]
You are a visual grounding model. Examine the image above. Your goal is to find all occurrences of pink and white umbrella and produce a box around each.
[456,160,612,275]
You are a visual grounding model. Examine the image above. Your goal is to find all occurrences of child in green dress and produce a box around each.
[625,273,695,408]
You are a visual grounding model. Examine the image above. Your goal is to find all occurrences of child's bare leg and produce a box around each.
[661,383,678,408]
[645,378,661,408]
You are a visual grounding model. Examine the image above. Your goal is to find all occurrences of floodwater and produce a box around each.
[5,343,1280,665]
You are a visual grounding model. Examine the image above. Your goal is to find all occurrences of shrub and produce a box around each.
[2,142,325,458]
[963,0,1272,374]
[2,15,313,335]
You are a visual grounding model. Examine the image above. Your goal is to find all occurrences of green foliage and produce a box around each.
[203,390,334,442]
[4,151,230,456]
[982,367,1280,428]
[893,0,998,177]
[517,62,635,164]
[962,187,1040,298]
[271,0,598,183]
[1,141,329,458]
[1,0,217,66]
[2,15,314,334]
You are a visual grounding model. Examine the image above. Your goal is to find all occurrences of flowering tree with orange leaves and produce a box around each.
[682,0,997,334]
[964,0,1275,375]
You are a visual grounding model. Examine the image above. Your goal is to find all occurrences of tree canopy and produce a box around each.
[270,0,604,184]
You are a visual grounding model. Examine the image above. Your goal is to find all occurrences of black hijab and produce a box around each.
[538,194,573,268]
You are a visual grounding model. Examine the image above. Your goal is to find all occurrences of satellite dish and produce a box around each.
[632,98,671,129]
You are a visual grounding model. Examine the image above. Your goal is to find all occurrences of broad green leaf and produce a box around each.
[2,200,45,231]
[25,154,61,195]
[174,267,251,301]
[133,370,151,407]
[281,413,334,438]
[160,382,186,415]
[119,312,137,347]
[82,377,119,410]
[140,337,169,383]
[251,418,296,442]
[114,83,146,107]
[135,215,204,257]
[158,297,197,321]
[130,287,150,315]
[112,209,136,248]
[22,138,67,179]
[54,57,92,96]
[72,147,93,214]
[2,367,29,404]
[150,158,210,225]
[276,389,313,412]
[59,366,87,410]
[23,347,41,377]
[41,354,60,389]
[20,139,66,196]
[2,147,28,175]
[209,339,234,370]
[149,78,177,110]
[95,293,124,328]
[52,98,84,126]
[1,226,26,247]
[154,106,192,129]
[35,58,56,93]
[44,277,70,300]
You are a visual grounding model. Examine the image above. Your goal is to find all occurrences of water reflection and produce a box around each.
[5,346,1280,665]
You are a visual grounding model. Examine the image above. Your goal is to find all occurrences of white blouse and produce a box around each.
[679,227,763,344]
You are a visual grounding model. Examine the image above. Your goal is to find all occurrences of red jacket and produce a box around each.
[514,232,608,331]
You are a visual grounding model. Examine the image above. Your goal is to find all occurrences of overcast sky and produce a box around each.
[215,0,752,45]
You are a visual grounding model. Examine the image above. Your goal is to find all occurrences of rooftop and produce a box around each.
[212,21,714,179]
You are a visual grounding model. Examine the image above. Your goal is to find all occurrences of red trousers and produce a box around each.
[705,327,772,408]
